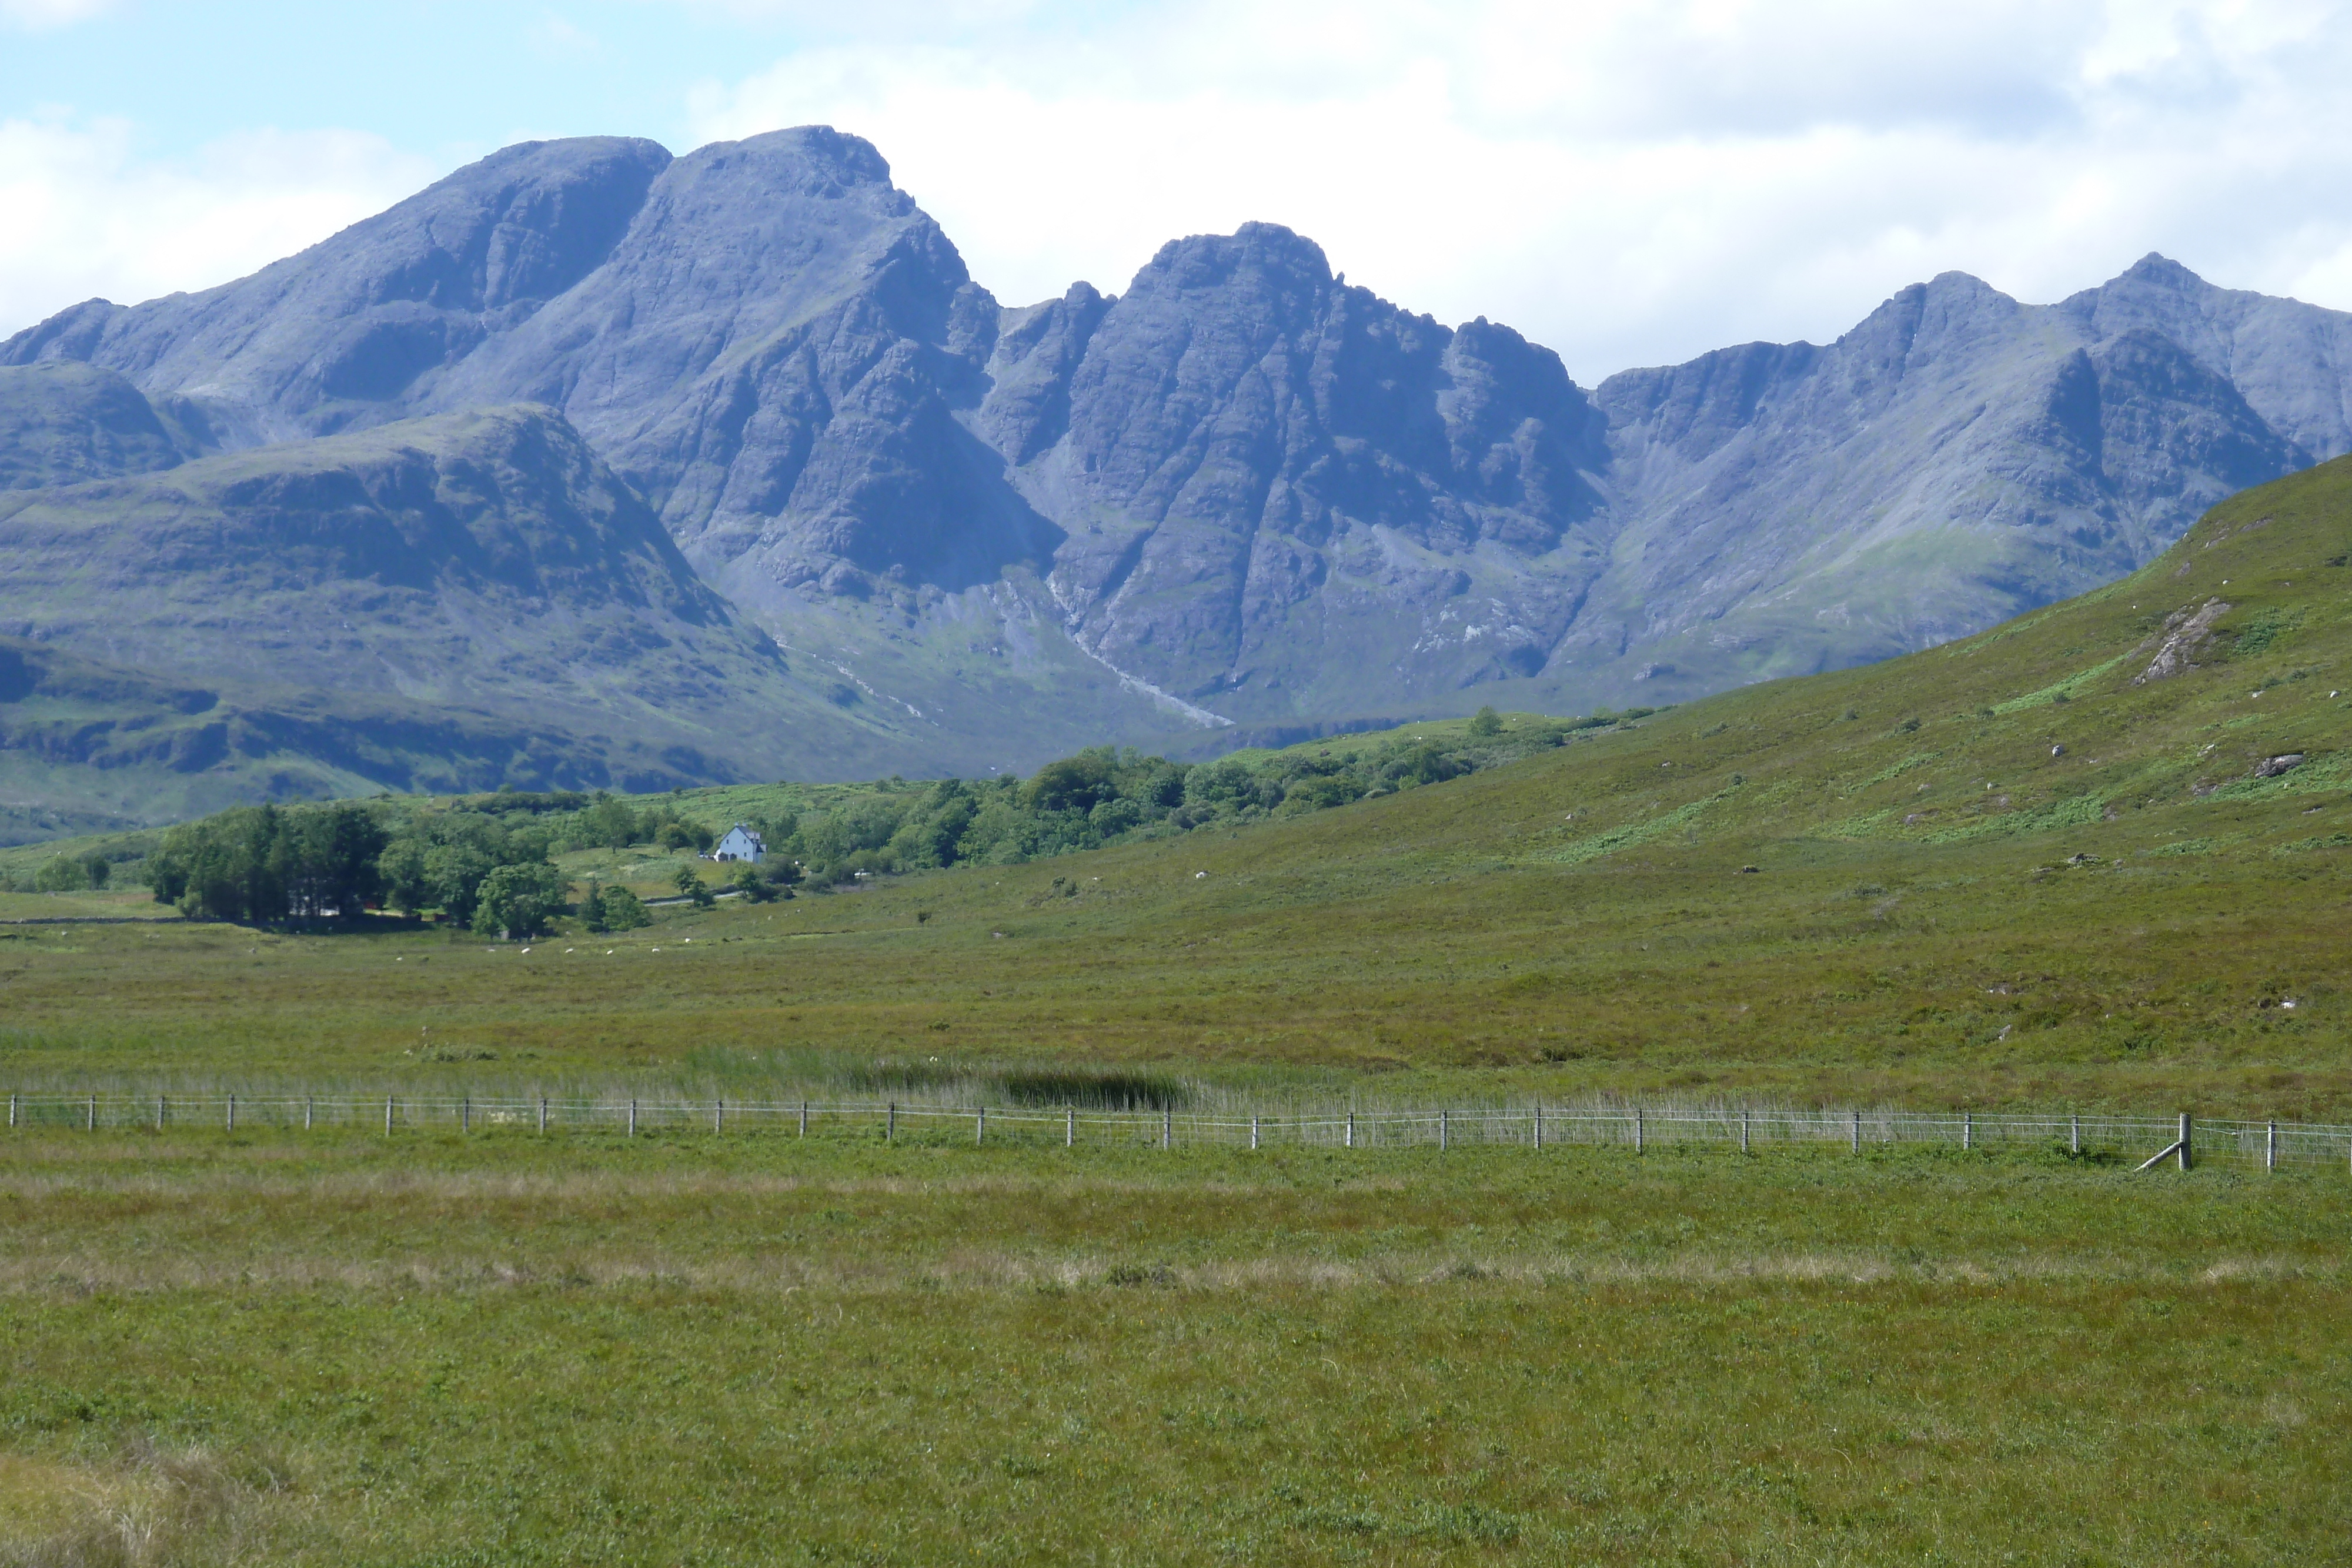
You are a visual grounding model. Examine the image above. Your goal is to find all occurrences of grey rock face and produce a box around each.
[993,225,1611,710]
[2,137,673,446]
[1575,262,2344,703]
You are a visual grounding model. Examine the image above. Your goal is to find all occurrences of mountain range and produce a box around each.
[4,124,2349,840]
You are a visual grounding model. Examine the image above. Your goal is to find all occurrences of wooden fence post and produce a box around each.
[1441,1109,1449,1152]
[1634,1108,1643,1155]
[1162,1108,1171,1151]
[1534,1102,1544,1150]
[1066,1106,1075,1148]
[1740,1109,1750,1154]
[1962,1112,1972,1152]
[799,1100,808,1138]
[226,1093,235,1133]
[86,1094,96,1132]
[2266,1120,2276,1172]
[2178,1111,2192,1172]
[1250,1114,1259,1151]
[462,1095,470,1135]
[1346,1111,1355,1149]
[537,1096,547,1135]
[2070,1114,2080,1155]
[156,1094,165,1131]
[385,1095,394,1136]
[715,1098,724,1135]
[628,1099,637,1138]
[887,1101,896,1141]
[976,1105,985,1145]
[305,1095,314,1131]
[7,1092,14,1129]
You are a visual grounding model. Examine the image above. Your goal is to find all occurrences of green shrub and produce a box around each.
[471,863,568,940]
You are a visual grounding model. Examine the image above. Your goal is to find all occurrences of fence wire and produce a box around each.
[4,1091,2346,1169]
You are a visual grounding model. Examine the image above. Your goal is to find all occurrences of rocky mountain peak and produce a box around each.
[5,128,2352,793]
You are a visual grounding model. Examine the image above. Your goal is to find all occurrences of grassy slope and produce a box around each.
[3,457,2349,1115]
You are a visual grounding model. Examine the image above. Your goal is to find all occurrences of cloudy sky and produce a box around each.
[4,0,2350,382]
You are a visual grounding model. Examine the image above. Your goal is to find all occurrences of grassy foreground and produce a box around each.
[3,463,2351,1563]
[1,1126,2344,1565]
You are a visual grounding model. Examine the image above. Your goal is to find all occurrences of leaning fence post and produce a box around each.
[2178,1111,2192,1172]
[2266,1120,2276,1172]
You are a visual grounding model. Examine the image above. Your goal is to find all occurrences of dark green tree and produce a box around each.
[598,885,653,931]
[472,862,567,939]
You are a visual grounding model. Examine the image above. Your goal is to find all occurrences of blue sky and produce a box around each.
[6,1,2352,382]
[4,1,828,159]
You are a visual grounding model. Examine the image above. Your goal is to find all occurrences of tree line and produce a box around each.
[35,706,1651,929]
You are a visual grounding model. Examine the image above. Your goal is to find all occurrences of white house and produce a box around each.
[713,824,764,864]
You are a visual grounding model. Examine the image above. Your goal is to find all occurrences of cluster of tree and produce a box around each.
[142,801,566,937]
[731,707,1650,884]
[146,804,392,924]
[26,851,114,892]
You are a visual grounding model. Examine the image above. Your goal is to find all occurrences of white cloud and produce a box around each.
[0,0,116,29]
[685,0,2352,381]
[0,118,436,338]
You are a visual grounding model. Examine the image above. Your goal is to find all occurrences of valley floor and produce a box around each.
[0,1128,2342,1565]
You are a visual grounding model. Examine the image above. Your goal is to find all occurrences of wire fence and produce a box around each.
[5,1091,2346,1171]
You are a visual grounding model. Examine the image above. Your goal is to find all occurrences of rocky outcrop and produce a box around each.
[2133,599,2233,683]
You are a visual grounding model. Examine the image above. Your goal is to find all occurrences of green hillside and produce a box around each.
[4,456,2349,1114]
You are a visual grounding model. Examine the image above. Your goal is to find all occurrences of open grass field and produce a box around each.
[2,460,2349,1562]
[1,1127,2346,1564]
